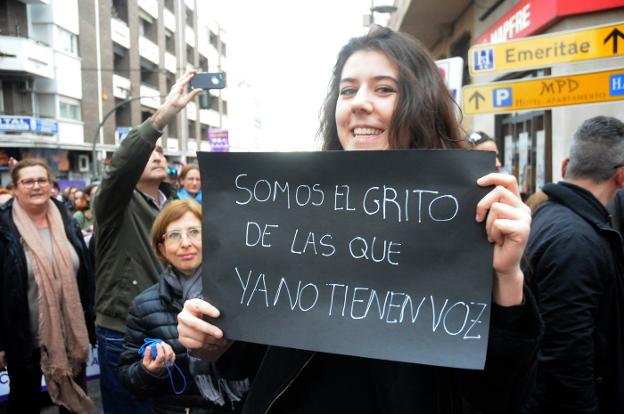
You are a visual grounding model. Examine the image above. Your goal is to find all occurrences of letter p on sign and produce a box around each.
[493,87,512,107]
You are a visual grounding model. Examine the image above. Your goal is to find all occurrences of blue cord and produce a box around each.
[138,338,187,395]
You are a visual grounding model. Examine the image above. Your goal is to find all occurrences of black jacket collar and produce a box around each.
[542,182,612,230]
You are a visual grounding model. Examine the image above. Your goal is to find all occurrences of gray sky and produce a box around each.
[201,0,373,150]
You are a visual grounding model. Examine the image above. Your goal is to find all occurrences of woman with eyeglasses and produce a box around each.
[177,164,202,203]
[0,159,95,413]
[118,199,238,413]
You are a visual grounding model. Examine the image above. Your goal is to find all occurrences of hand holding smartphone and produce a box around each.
[190,72,226,90]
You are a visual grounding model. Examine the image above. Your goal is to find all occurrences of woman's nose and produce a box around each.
[351,88,373,114]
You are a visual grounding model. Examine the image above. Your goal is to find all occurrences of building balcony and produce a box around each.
[185,26,196,47]
[111,18,130,49]
[139,36,159,65]
[185,0,195,10]
[140,84,161,109]
[57,121,84,145]
[186,101,197,121]
[199,108,220,126]
[164,52,177,74]
[164,8,176,32]
[166,137,179,151]
[113,74,131,99]
[209,88,227,100]
[0,35,54,78]
[138,0,158,19]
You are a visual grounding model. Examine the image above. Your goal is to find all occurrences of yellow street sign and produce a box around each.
[462,68,624,115]
[469,22,624,75]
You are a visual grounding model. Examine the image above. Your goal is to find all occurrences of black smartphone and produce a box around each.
[190,72,226,90]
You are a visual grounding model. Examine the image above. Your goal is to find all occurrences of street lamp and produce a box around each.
[365,2,398,26]
[91,95,165,179]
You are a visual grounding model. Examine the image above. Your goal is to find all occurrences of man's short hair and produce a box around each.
[566,116,624,182]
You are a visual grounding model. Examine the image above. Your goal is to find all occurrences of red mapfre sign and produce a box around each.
[475,0,624,44]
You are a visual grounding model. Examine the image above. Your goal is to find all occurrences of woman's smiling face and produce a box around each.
[335,49,399,151]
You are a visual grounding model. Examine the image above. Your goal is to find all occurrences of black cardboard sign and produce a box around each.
[198,150,494,369]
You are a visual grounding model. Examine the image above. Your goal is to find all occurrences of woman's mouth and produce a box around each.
[353,127,383,137]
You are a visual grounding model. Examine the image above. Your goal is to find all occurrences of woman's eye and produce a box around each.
[339,87,357,96]
[376,86,395,93]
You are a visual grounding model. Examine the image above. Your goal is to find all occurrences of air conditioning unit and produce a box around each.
[78,154,90,172]
[17,79,34,93]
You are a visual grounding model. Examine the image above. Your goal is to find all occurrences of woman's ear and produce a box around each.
[157,242,166,259]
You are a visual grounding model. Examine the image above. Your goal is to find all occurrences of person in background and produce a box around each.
[0,159,95,413]
[93,69,201,414]
[523,116,624,414]
[176,26,540,414]
[72,189,93,234]
[50,180,62,202]
[468,131,502,172]
[61,186,76,213]
[118,199,238,413]
[177,164,202,203]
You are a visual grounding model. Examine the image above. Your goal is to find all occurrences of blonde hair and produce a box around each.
[151,198,202,262]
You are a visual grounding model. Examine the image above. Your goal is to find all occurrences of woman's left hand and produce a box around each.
[476,173,531,307]
[142,341,176,375]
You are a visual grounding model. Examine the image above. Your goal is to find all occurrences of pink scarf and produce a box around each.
[12,199,92,413]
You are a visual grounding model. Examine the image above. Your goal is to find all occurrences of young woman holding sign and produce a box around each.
[177,26,540,413]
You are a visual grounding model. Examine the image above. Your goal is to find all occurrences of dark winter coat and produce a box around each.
[93,119,176,334]
[523,182,624,414]
[0,197,96,368]
[117,271,234,414]
[205,286,542,414]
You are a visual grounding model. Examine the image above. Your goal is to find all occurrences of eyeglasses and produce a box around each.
[19,178,50,189]
[162,227,201,245]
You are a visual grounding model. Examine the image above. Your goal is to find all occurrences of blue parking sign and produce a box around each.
[610,74,624,96]
[473,48,494,71]
[492,88,512,107]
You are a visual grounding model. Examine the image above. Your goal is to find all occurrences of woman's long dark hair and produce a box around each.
[319,26,465,150]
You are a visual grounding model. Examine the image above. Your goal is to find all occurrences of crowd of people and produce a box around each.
[0,26,622,414]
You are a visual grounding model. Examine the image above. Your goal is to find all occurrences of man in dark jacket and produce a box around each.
[523,116,624,414]
[93,69,201,413]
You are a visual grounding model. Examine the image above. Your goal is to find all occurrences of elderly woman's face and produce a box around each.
[14,166,51,211]
[158,211,202,276]
[181,169,201,195]
[335,50,399,151]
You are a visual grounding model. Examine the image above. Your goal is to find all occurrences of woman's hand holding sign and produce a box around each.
[177,298,232,360]
[476,173,531,307]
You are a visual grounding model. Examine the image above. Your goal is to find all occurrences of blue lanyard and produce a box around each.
[138,338,187,395]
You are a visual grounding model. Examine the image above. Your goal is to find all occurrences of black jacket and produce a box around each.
[0,197,96,368]
[523,182,624,414]
[207,286,542,414]
[117,272,234,414]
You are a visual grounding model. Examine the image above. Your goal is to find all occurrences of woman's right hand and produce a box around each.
[142,341,175,375]
[177,298,232,361]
